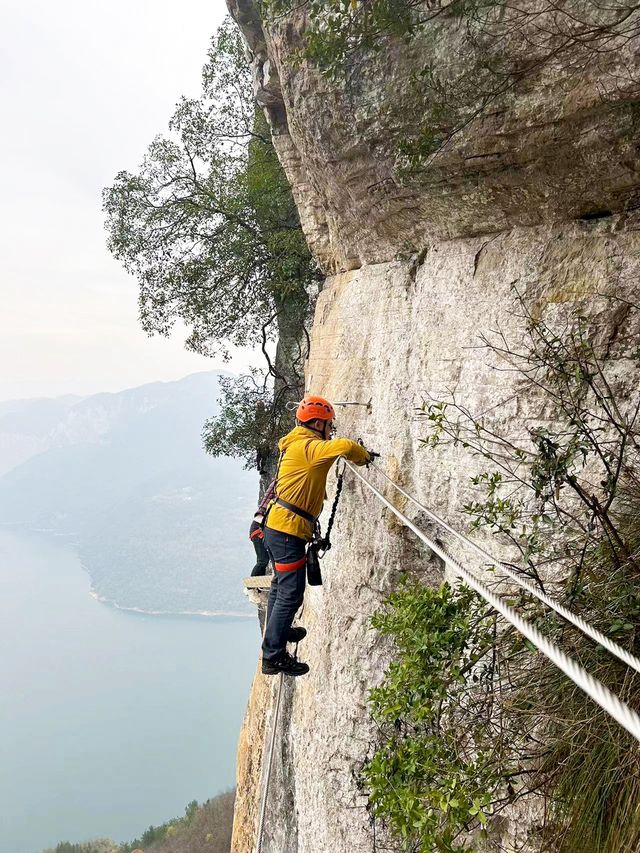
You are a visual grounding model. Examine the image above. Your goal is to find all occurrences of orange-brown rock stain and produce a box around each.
[231,666,272,853]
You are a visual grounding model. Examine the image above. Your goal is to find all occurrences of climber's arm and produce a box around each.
[307,437,371,468]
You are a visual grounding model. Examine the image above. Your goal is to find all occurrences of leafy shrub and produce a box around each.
[363,579,502,852]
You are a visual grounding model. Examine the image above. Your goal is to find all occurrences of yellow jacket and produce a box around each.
[265,425,370,541]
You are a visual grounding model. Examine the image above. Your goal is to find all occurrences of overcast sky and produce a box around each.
[0,0,254,402]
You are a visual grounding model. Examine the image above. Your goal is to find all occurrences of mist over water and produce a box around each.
[0,529,258,853]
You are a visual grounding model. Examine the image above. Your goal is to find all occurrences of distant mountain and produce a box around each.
[0,394,84,475]
[0,373,258,615]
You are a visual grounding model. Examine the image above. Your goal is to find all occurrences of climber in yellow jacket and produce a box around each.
[261,395,374,676]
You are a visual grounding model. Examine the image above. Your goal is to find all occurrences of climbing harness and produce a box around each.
[367,461,640,677]
[274,496,317,524]
[345,461,640,743]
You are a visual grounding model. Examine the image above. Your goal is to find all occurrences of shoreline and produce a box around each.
[88,589,253,620]
[0,525,254,621]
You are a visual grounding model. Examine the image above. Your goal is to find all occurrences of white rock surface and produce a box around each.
[232,218,640,852]
[226,2,640,850]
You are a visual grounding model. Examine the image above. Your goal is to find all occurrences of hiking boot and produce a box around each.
[287,626,307,643]
[262,651,310,677]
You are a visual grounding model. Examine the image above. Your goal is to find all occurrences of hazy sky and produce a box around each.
[0,0,254,402]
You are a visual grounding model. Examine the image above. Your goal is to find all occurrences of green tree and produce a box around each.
[103,18,318,480]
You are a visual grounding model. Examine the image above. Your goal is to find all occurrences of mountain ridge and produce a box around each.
[0,371,257,615]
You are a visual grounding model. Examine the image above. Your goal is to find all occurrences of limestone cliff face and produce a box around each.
[233,222,640,853]
[227,3,640,851]
[228,0,640,273]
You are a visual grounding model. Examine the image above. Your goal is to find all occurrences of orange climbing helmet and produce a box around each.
[296,395,336,423]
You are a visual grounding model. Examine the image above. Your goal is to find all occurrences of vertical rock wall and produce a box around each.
[232,219,640,852]
[226,1,640,850]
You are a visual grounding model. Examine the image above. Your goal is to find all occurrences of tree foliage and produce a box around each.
[104,18,312,355]
[423,291,640,579]
[119,793,234,853]
[43,792,235,853]
[44,843,118,853]
[202,370,296,475]
[364,580,499,853]
[103,18,317,472]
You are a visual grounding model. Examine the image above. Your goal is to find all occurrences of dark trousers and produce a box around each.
[249,521,270,576]
[262,528,306,660]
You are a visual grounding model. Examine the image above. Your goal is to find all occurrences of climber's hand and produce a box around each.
[357,439,380,466]
[366,449,380,466]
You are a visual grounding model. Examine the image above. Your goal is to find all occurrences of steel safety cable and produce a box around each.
[367,461,640,677]
[346,462,640,743]
[255,671,284,853]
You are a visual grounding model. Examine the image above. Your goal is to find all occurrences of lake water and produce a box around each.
[0,529,259,853]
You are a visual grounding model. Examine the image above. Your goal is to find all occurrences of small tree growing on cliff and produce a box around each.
[103,18,319,479]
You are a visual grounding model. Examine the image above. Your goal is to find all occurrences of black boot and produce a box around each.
[262,650,310,677]
[287,626,307,643]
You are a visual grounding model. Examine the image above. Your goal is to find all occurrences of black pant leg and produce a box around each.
[250,535,270,576]
[261,528,307,660]
[249,521,270,577]
[262,567,305,659]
